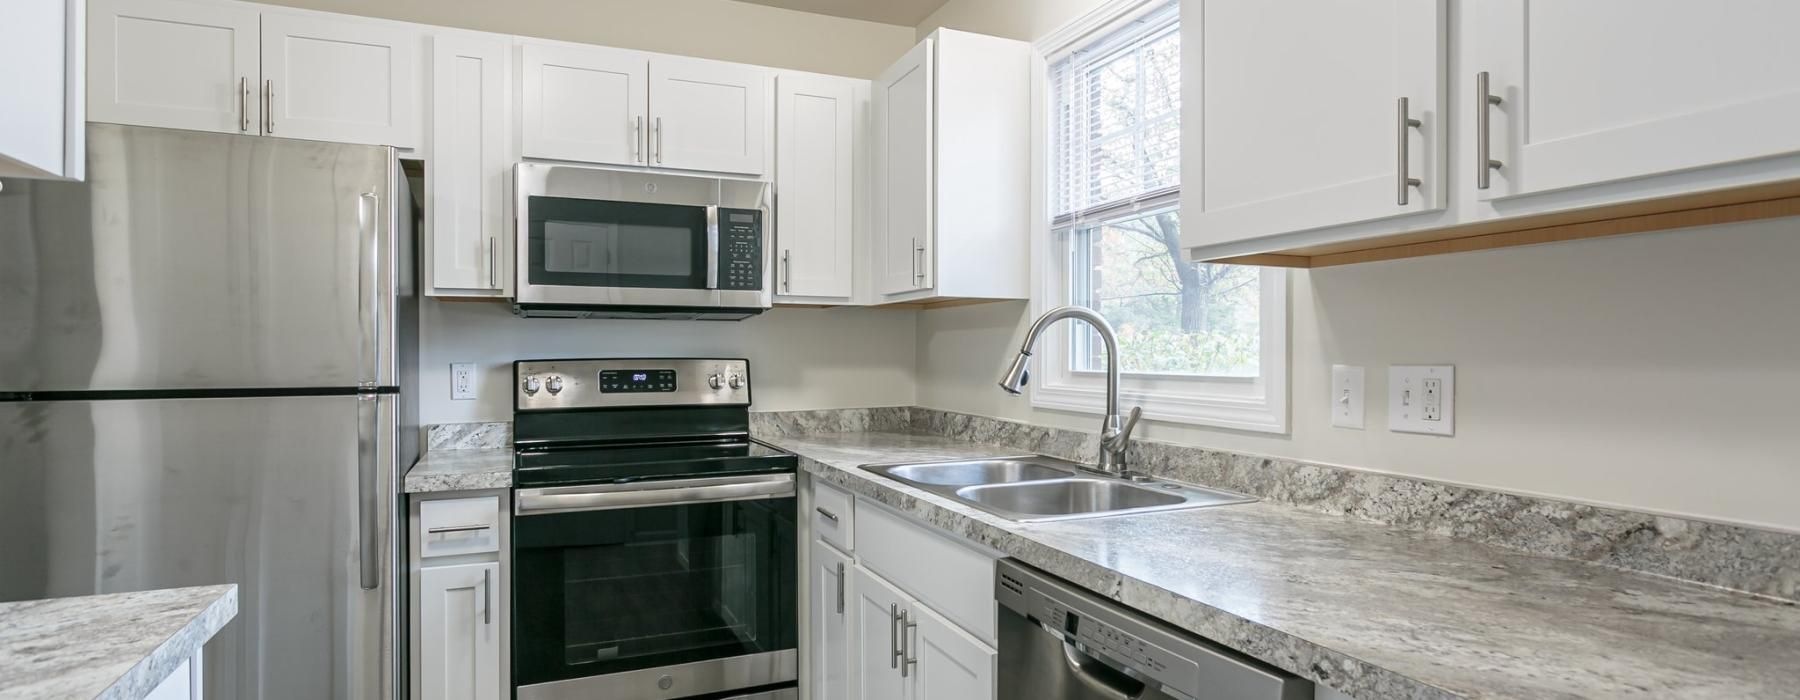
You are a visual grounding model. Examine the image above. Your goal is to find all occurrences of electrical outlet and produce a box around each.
[451,363,477,400]
[1389,365,1454,436]
[1331,365,1365,429]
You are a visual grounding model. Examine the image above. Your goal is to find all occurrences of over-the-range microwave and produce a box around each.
[513,163,771,320]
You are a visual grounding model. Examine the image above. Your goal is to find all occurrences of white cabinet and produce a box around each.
[851,564,909,700]
[418,563,501,700]
[88,0,256,137]
[88,0,420,149]
[520,41,648,167]
[776,72,864,301]
[1470,0,1800,200]
[427,31,511,297]
[260,12,420,148]
[1183,0,1446,248]
[849,563,996,700]
[650,56,769,174]
[908,603,996,700]
[872,30,1030,304]
[810,540,854,700]
[1,0,83,180]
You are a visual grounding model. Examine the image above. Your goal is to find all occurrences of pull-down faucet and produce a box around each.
[998,306,1143,476]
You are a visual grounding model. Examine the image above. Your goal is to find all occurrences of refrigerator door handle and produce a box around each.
[358,191,381,389]
[357,392,381,590]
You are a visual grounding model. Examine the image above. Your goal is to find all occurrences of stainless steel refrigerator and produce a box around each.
[0,123,417,699]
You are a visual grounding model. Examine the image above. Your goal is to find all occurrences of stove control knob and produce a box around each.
[727,374,744,389]
[708,373,723,390]
[522,376,541,395]
[546,376,564,395]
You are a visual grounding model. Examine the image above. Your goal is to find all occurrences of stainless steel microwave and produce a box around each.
[513,163,772,320]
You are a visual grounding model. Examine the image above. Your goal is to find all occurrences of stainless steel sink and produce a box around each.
[859,455,1255,522]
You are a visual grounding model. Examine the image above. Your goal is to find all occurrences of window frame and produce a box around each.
[1029,0,1290,434]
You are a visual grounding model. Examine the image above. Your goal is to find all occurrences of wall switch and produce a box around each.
[450,363,477,400]
[1331,365,1365,429]
[1389,365,1454,436]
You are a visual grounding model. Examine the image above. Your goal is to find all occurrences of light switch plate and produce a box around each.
[1389,365,1454,436]
[1331,365,1364,429]
[450,363,477,400]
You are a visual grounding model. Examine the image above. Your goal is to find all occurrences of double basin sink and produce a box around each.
[859,455,1254,523]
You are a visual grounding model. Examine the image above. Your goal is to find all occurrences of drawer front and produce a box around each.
[812,481,855,551]
[419,496,501,559]
[855,497,996,645]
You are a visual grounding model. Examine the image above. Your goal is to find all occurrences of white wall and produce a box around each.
[913,0,1800,533]
[422,302,918,423]
[261,0,917,79]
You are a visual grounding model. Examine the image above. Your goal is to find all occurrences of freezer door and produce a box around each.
[0,123,397,392]
[0,394,399,699]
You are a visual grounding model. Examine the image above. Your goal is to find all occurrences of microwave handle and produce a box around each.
[705,205,720,290]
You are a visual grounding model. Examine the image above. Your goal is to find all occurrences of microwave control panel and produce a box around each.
[717,208,763,291]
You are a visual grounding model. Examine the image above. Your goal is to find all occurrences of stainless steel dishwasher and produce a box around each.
[996,560,1313,700]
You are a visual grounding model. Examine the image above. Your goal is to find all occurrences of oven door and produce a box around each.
[512,474,798,700]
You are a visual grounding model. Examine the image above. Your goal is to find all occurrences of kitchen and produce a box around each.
[3,0,1799,699]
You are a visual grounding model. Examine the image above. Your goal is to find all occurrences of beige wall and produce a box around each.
[261,0,917,78]
[914,0,1800,532]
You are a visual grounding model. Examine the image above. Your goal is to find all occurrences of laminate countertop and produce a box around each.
[405,447,513,493]
[762,431,1800,700]
[0,585,238,700]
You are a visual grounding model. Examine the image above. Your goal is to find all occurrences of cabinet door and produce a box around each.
[810,541,854,700]
[428,32,510,295]
[88,0,259,135]
[873,39,934,296]
[851,564,908,700]
[907,603,996,700]
[419,563,501,700]
[261,12,420,148]
[1182,0,1446,249]
[521,42,647,166]
[649,56,768,174]
[776,73,858,299]
[1472,0,1800,200]
[0,0,81,180]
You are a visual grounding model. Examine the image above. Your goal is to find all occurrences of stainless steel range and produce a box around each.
[508,358,798,700]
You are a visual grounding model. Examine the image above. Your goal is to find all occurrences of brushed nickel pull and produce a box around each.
[653,117,663,163]
[889,603,901,670]
[782,250,791,292]
[239,77,249,132]
[632,116,642,162]
[913,241,926,284]
[1396,97,1422,205]
[488,237,498,289]
[426,523,491,535]
[1477,71,1504,190]
[900,610,917,677]
[264,79,275,134]
[482,567,492,625]
[814,506,838,523]
[835,562,845,614]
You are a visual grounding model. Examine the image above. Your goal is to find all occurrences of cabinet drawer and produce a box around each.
[855,497,997,645]
[419,496,501,559]
[812,481,855,551]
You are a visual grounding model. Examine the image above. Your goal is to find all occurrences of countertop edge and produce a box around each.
[96,585,238,700]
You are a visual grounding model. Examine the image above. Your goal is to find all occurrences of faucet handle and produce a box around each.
[1119,406,1142,447]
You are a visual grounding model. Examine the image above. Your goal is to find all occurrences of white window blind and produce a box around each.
[1050,1,1181,227]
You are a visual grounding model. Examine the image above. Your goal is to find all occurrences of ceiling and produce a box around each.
[733,0,950,27]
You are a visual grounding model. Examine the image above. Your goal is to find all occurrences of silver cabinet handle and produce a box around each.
[653,117,663,163]
[1477,71,1504,189]
[889,603,901,669]
[488,237,498,289]
[239,77,250,132]
[632,116,643,162]
[426,523,491,535]
[815,506,839,523]
[914,240,926,284]
[781,250,791,292]
[356,393,379,590]
[1396,97,1422,205]
[900,609,917,677]
[482,567,492,625]
[264,79,274,133]
[835,562,845,614]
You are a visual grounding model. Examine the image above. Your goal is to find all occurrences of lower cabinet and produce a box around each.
[810,540,854,700]
[418,562,501,700]
[851,564,909,700]
[908,603,995,700]
[849,563,996,700]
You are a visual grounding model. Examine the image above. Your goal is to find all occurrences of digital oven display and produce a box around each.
[598,369,678,393]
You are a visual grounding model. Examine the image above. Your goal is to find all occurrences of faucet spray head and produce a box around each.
[998,352,1031,394]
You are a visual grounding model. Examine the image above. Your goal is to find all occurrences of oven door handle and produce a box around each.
[515,473,794,515]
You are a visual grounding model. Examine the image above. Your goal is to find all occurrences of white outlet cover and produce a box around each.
[1330,365,1365,429]
[1389,365,1454,436]
[451,363,477,400]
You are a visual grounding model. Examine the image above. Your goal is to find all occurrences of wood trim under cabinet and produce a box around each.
[1208,179,1800,269]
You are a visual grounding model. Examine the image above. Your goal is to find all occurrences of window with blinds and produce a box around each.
[1049,0,1263,379]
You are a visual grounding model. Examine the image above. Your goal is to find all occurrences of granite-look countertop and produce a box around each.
[763,431,1800,700]
[405,447,513,493]
[0,585,238,700]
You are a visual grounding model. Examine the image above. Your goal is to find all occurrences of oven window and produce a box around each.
[527,196,709,289]
[512,497,797,687]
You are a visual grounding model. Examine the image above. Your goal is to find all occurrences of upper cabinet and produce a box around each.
[520,41,769,176]
[0,0,83,180]
[88,0,421,149]
[873,30,1030,304]
[1183,0,1446,249]
[775,71,865,301]
[426,30,512,297]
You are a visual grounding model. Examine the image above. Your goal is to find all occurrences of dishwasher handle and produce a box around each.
[1060,638,1147,700]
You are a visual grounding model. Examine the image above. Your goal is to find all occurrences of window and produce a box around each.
[1036,0,1288,432]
